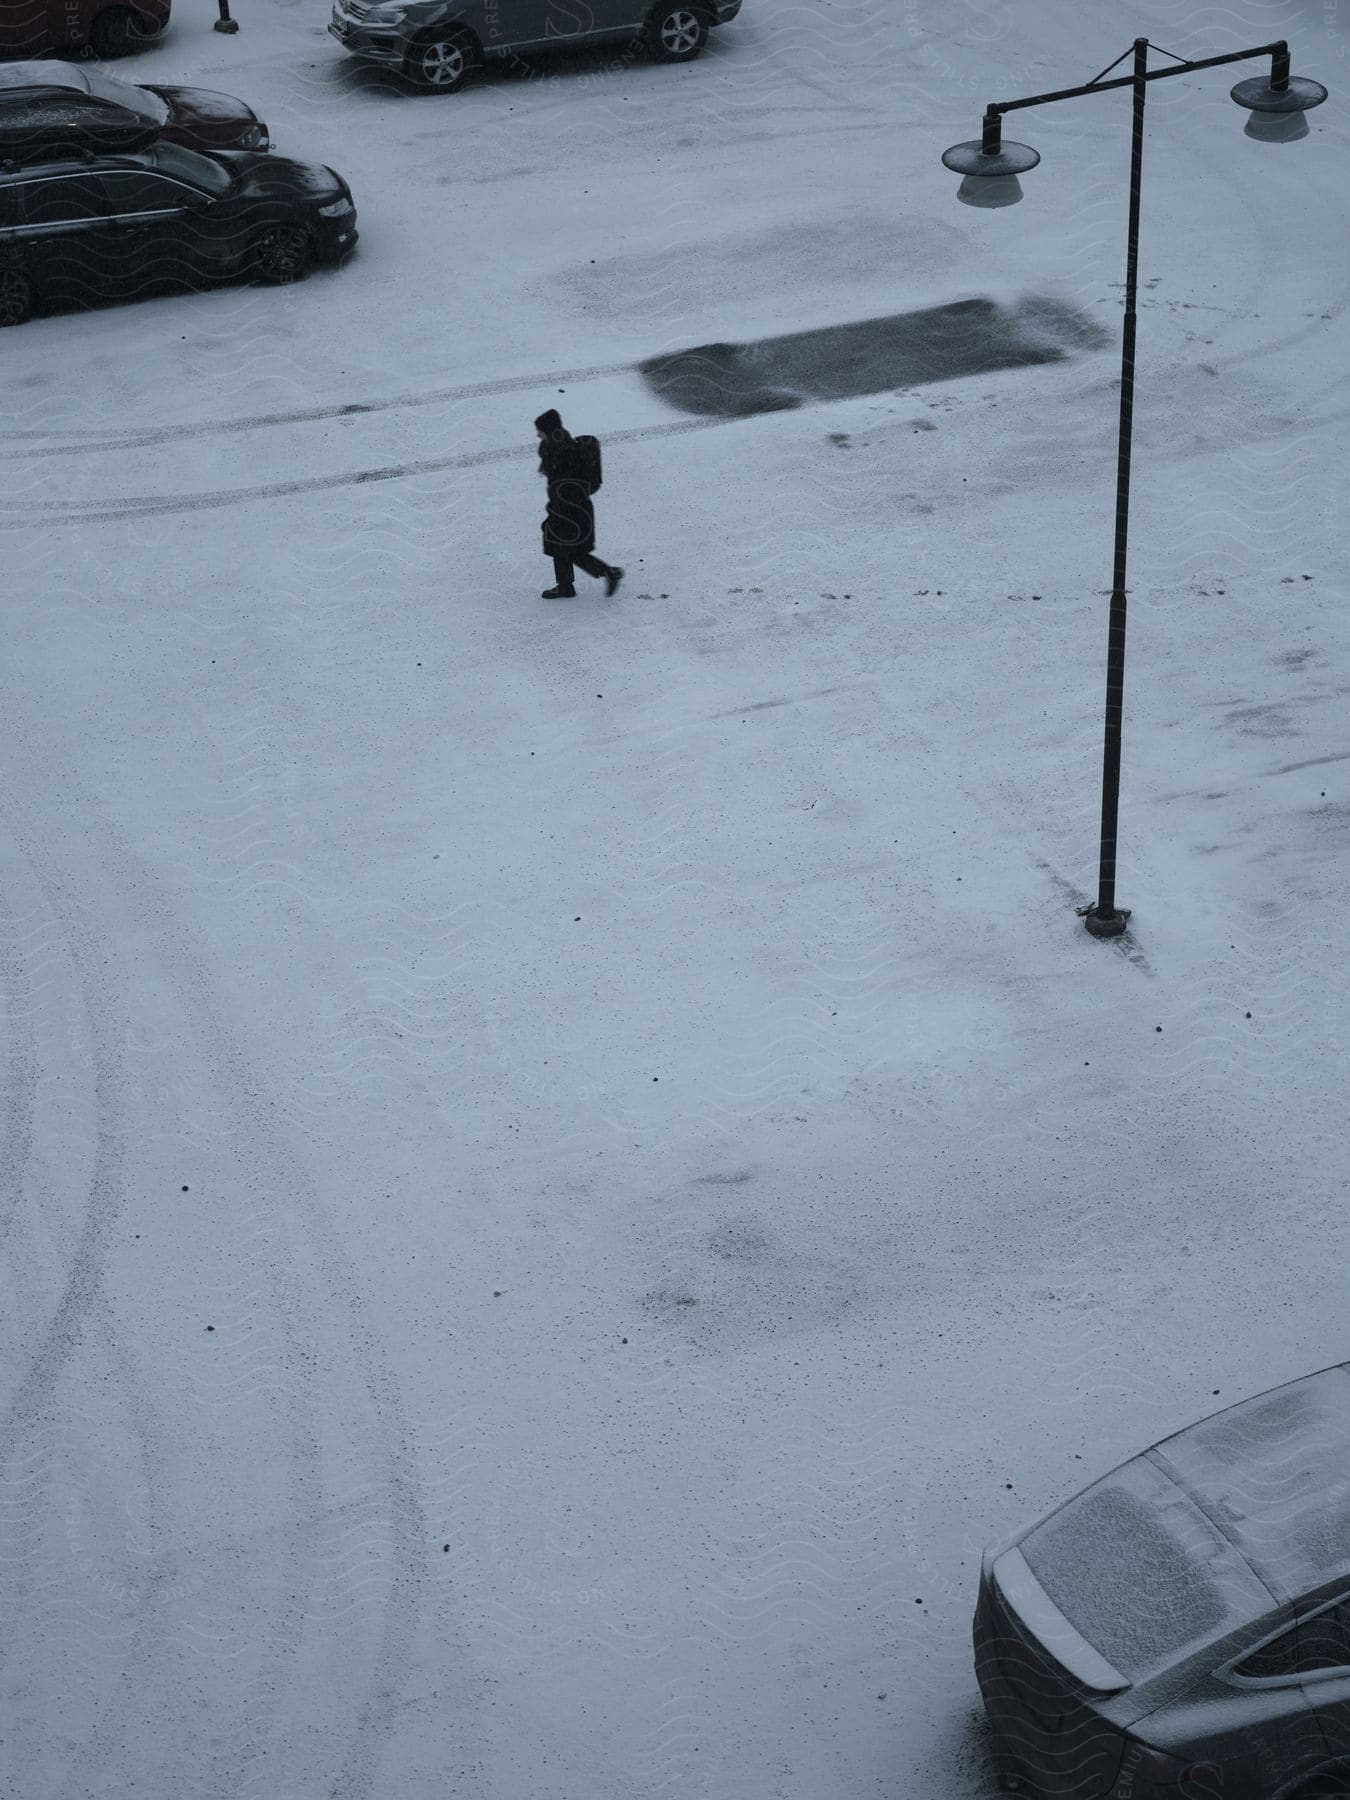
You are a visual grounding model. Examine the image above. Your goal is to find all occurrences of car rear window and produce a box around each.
[78,70,168,125]
[145,140,231,197]
[1019,1468,1243,1679]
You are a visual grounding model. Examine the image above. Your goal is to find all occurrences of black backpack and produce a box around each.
[573,434,603,496]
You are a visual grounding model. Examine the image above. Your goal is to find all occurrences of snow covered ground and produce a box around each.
[1,0,1347,1793]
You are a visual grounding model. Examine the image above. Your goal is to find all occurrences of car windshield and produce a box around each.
[77,69,169,126]
[144,140,232,197]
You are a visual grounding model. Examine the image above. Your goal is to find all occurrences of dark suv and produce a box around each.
[0,141,356,324]
[329,0,741,91]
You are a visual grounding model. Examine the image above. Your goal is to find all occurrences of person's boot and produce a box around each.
[604,566,624,597]
[541,583,577,599]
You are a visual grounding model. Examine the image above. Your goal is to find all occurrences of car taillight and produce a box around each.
[1115,1740,1186,1792]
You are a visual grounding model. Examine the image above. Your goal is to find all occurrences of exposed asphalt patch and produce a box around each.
[639,295,1111,417]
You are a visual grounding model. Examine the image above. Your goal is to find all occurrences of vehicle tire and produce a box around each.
[1284,1773,1350,1800]
[87,6,135,56]
[0,267,34,327]
[645,5,708,61]
[405,31,475,92]
[250,224,313,285]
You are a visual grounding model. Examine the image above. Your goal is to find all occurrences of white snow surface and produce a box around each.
[1,0,1347,1794]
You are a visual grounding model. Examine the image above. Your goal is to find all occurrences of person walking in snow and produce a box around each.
[534,409,623,600]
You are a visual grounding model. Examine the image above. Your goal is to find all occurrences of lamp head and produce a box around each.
[1231,70,1327,125]
[941,136,1039,208]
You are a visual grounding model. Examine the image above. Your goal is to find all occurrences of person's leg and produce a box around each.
[543,556,577,597]
[574,550,623,595]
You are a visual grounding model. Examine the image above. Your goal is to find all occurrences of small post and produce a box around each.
[214,0,239,32]
[981,108,1003,156]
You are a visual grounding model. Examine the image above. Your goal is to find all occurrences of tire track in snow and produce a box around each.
[112,859,429,1800]
[0,1439,53,1788]
[0,415,725,529]
[0,757,430,1797]
[0,869,42,1237]
[0,807,174,1800]
[0,357,634,454]
[0,812,131,1474]
[0,837,150,1800]
[0,839,218,1795]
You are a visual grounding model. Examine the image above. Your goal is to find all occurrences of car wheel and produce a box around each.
[251,224,313,285]
[645,5,708,61]
[0,268,34,327]
[405,31,475,92]
[87,6,134,56]
[1284,1773,1350,1800]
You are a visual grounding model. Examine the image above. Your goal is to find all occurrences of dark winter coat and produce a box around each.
[538,431,595,558]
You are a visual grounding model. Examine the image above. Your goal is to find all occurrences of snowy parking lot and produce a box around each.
[2,1,1347,1794]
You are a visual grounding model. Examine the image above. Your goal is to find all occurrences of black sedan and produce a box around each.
[974,1362,1350,1799]
[0,141,356,324]
[0,59,270,152]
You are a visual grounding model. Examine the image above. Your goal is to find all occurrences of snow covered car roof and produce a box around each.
[0,94,157,160]
[1148,1362,1350,1601]
[1013,1363,1350,1683]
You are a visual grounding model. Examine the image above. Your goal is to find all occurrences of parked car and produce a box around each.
[328,0,741,92]
[0,0,171,62]
[974,1362,1350,1799]
[0,141,356,324]
[0,62,269,152]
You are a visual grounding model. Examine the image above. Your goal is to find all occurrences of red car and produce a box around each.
[0,0,170,60]
[0,62,269,153]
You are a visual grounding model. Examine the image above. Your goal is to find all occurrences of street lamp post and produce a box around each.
[941,39,1326,938]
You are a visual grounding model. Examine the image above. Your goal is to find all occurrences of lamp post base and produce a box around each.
[1082,905,1131,938]
[214,16,240,29]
